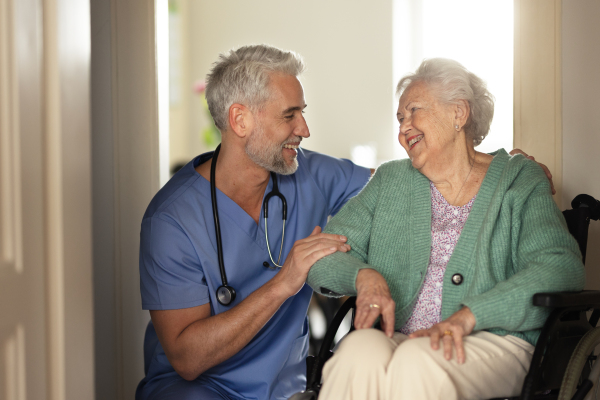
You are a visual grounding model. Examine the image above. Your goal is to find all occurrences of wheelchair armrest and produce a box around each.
[533,290,600,308]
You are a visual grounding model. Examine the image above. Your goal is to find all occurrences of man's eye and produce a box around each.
[399,118,404,123]
[285,115,294,120]
[411,107,418,112]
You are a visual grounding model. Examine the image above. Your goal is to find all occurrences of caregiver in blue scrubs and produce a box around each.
[136,45,371,400]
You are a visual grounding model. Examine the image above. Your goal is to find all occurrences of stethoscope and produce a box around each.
[210,144,288,306]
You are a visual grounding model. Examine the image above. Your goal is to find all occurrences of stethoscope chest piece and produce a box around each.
[210,144,287,307]
[217,285,236,306]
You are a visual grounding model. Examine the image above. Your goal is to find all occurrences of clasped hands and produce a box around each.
[354,268,477,364]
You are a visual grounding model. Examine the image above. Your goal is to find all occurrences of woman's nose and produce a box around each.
[399,119,411,135]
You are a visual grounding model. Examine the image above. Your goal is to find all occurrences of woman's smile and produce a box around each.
[407,134,424,150]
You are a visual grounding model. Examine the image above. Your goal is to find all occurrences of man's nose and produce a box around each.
[295,115,310,138]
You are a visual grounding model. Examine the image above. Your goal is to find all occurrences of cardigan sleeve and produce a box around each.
[462,163,586,332]
[306,166,383,296]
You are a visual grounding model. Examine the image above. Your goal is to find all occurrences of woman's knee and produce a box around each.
[386,338,458,399]
[328,329,395,371]
[388,337,445,376]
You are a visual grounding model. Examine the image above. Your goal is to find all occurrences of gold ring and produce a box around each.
[369,304,380,309]
[443,330,453,337]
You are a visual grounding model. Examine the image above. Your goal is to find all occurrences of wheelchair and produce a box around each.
[292,194,600,400]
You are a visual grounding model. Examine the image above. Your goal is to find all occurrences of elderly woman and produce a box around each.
[306,58,585,400]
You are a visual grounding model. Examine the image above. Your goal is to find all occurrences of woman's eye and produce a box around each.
[411,107,418,112]
[398,118,404,123]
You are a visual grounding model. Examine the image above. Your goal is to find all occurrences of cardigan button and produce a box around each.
[451,274,463,285]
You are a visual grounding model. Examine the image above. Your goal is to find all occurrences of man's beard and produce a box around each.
[245,124,299,175]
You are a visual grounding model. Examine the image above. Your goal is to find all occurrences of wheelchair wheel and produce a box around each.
[558,327,600,400]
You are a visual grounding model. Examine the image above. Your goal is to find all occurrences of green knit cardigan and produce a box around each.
[307,149,585,345]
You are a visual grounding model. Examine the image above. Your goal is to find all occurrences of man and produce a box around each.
[136,45,371,400]
[136,45,554,399]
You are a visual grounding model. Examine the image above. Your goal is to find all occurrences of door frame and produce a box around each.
[91,0,161,398]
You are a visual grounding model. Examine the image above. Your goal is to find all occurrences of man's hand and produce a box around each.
[151,226,349,381]
[354,268,396,337]
[408,307,476,364]
[275,226,351,297]
[510,148,556,194]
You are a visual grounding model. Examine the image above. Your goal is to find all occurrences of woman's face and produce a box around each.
[397,81,457,171]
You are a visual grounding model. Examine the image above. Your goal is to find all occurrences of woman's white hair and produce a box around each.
[396,58,495,147]
[205,44,305,131]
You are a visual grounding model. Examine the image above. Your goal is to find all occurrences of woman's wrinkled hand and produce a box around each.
[409,307,476,364]
[354,269,396,337]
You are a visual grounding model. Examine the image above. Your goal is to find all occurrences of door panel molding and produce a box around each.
[42,0,67,396]
[3,325,26,400]
[0,0,23,272]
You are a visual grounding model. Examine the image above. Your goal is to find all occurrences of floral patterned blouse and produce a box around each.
[400,182,476,335]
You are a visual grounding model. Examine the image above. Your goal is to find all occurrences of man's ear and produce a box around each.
[228,103,254,138]
[454,99,470,129]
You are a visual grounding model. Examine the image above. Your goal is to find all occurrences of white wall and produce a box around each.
[173,0,396,166]
[562,0,600,289]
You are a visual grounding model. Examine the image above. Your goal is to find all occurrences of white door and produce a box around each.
[0,0,48,398]
[0,0,95,398]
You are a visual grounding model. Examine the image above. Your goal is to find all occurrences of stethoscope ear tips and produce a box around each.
[217,285,236,306]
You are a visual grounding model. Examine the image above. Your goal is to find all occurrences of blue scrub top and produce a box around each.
[137,149,370,400]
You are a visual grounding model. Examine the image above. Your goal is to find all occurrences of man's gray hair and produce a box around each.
[396,58,495,147]
[205,44,305,131]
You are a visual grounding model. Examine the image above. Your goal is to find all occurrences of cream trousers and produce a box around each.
[318,329,534,400]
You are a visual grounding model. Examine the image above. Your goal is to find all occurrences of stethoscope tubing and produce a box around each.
[263,172,287,267]
[210,145,229,288]
[209,144,287,306]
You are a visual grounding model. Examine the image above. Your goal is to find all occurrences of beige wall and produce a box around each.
[514,0,563,205]
[562,0,600,289]
[170,0,395,168]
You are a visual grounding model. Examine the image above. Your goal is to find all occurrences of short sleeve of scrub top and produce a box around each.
[299,149,371,216]
[140,216,211,310]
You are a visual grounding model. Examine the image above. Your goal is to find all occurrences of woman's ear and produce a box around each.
[454,99,470,130]
[228,104,254,138]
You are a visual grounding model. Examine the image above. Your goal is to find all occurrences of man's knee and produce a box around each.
[146,378,229,400]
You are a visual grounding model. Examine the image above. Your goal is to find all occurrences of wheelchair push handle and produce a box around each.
[572,194,600,220]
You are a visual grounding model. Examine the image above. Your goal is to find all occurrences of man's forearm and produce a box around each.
[152,227,350,381]
[165,276,291,380]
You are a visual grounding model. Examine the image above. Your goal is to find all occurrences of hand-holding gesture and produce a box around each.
[409,307,476,364]
[354,269,396,337]
[276,226,351,298]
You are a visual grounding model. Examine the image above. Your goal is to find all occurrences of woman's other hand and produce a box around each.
[354,269,396,337]
[509,148,556,195]
[408,307,476,364]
